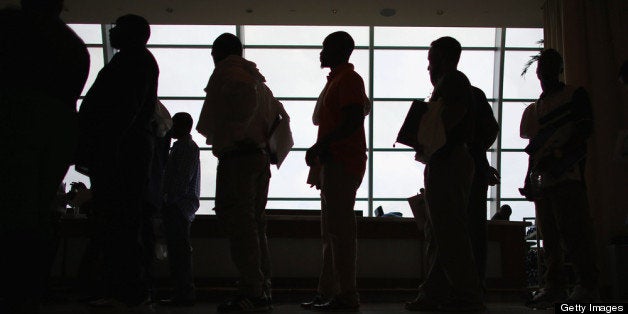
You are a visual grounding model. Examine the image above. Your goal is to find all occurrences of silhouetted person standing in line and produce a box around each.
[491,204,512,221]
[77,14,158,307]
[197,33,277,313]
[405,36,483,312]
[302,31,370,312]
[0,0,89,312]
[521,49,598,309]
[159,112,200,307]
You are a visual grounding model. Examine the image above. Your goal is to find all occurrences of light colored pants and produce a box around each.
[215,152,271,297]
[317,161,363,304]
[420,145,481,303]
[534,180,598,290]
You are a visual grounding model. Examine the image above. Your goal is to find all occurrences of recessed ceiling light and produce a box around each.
[380,8,396,17]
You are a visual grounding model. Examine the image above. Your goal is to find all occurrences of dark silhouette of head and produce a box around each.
[619,60,628,85]
[320,31,354,69]
[428,36,462,86]
[211,33,242,65]
[500,204,512,217]
[171,112,193,139]
[109,14,150,50]
[21,0,63,17]
[536,49,564,91]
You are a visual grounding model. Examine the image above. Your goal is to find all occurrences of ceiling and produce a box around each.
[1,0,545,27]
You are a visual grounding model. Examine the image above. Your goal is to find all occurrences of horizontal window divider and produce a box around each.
[85,44,104,48]
[373,46,497,51]
[373,98,424,102]
[500,148,526,152]
[502,98,537,102]
[373,98,497,102]
[243,45,369,50]
[372,148,414,152]
[276,97,319,101]
[503,47,543,51]
[147,44,213,49]
[500,198,531,202]
[159,96,205,100]
[199,197,505,202]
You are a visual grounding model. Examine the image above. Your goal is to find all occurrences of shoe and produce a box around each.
[526,288,567,310]
[567,285,599,303]
[159,297,195,307]
[301,294,328,309]
[217,294,272,312]
[405,295,440,311]
[312,297,359,312]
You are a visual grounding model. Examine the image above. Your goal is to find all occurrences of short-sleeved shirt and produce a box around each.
[317,63,369,178]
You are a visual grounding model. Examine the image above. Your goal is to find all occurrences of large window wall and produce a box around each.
[64,25,543,221]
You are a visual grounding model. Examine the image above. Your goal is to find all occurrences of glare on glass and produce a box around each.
[197,200,216,215]
[373,152,425,198]
[375,27,496,47]
[374,50,431,98]
[243,26,369,46]
[245,49,369,98]
[81,47,105,96]
[268,151,369,199]
[282,101,318,148]
[500,152,529,199]
[503,51,543,99]
[63,168,91,189]
[268,151,322,199]
[68,24,103,44]
[501,101,533,149]
[199,151,217,197]
[373,101,414,148]
[458,50,495,97]
[149,48,213,97]
[505,28,544,48]
[148,25,236,45]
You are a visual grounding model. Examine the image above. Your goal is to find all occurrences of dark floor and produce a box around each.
[37,289,554,314]
[40,302,553,314]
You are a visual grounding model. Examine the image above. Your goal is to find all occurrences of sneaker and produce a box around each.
[301,294,328,309]
[405,295,440,311]
[312,297,359,312]
[567,285,599,303]
[217,294,272,313]
[526,288,567,310]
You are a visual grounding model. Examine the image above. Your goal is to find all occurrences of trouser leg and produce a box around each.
[467,173,488,286]
[320,162,362,303]
[422,146,480,303]
[534,198,566,290]
[0,107,76,313]
[164,207,195,297]
[317,194,338,298]
[549,181,598,290]
[215,153,270,297]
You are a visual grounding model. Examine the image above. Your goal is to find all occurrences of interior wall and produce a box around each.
[1,0,544,27]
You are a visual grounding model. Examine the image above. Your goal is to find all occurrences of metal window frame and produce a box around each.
[89,24,540,216]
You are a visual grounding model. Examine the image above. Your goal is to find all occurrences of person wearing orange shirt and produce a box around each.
[302,31,370,312]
